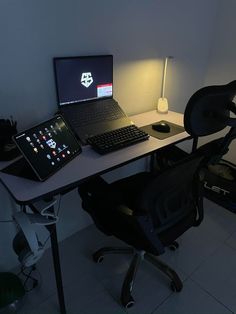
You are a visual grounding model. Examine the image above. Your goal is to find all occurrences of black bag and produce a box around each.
[204,159,236,212]
[0,272,25,309]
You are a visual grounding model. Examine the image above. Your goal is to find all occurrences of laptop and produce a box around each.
[53,55,133,144]
[2,115,82,181]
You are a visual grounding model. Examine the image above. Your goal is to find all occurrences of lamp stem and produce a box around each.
[161,56,173,99]
[161,57,168,98]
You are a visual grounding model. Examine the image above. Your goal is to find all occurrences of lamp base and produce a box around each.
[157,98,168,113]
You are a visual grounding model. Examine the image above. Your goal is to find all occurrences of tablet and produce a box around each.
[10,115,82,181]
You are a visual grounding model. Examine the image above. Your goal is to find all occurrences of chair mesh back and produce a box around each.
[139,155,203,232]
[184,81,236,137]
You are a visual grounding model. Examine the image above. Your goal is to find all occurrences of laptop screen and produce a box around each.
[13,116,82,181]
[54,55,113,106]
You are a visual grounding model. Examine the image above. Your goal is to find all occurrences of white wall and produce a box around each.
[205,0,236,85]
[200,0,236,162]
[0,0,220,270]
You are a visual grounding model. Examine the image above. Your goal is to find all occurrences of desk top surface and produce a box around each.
[0,110,189,204]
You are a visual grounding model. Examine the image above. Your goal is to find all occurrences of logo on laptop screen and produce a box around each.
[81,72,93,88]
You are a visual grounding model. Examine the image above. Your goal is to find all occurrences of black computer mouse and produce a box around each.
[152,122,170,133]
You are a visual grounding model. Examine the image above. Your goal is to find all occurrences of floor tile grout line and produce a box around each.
[189,277,234,314]
[149,291,174,314]
[178,239,229,279]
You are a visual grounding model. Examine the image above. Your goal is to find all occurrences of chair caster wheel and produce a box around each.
[170,280,182,292]
[121,295,135,309]
[92,252,104,263]
[168,241,179,251]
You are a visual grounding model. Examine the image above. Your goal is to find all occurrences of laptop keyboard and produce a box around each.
[69,101,126,127]
[87,125,149,154]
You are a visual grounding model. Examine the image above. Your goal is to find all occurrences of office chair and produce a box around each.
[154,80,236,170]
[78,80,236,308]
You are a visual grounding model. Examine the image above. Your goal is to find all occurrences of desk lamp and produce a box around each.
[157,56,173,113]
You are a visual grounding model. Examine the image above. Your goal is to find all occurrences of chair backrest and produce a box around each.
[184,80,236,137]
[184,80,236,162]
[139,81,236,237]
[139,154,204,234]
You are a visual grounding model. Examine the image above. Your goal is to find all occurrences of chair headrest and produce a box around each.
[184,80,236,137]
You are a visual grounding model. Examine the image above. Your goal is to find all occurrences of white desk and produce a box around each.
[0,110,189,204]
[0,110,190,314]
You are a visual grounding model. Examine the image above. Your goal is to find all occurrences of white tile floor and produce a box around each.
[6,198,236,314]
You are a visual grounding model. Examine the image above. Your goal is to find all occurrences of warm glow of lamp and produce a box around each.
[157,56,173,113]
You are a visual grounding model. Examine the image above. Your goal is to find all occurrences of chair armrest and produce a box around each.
[116,205,134,216]
[116,204,150,217]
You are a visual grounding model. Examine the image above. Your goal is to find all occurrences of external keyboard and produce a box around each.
[87,125,149,154]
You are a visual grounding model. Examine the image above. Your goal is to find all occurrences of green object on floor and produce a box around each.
[0,272,25,309]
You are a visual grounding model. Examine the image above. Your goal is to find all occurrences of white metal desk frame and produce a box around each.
[0,110,190,314]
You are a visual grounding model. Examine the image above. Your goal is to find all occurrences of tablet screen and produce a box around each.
[13,115,82,181]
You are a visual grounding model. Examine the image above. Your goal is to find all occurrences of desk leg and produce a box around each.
[47,224,66,314]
